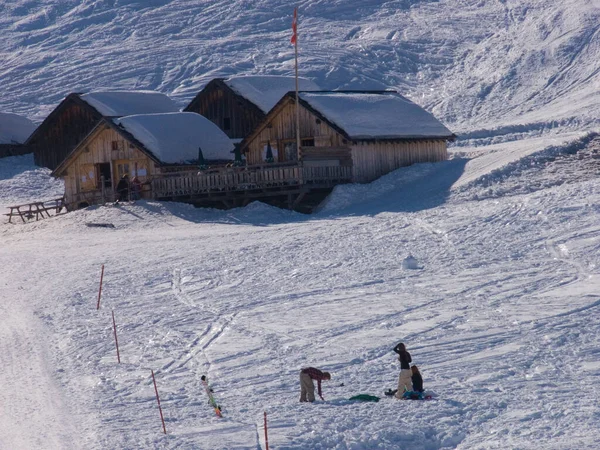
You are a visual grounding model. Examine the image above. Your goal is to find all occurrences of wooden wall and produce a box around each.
[245,99,448,183]
[30,98,101,170]
[245,100,348,165]
[62,126,157,208]
[0,144,31,158]
[185,83,265,140]
[351,140,448,183]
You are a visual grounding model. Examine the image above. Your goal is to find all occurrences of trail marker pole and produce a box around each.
[112,310,120,363]
[264,411,269,450]
[96,264,104,310]
[151,370,167,434]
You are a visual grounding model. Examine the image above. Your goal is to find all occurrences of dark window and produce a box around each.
[223,117,231,131]
[111,141,119,151]
[301,138,315,147]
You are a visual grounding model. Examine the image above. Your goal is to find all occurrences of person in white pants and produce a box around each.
[393,342,412,398]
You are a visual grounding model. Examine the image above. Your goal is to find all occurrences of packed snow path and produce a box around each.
[1,141,599,448]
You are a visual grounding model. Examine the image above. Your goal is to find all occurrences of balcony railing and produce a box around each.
[151,163,352,199]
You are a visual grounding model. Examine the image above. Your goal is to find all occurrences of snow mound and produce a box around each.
[402,255,420,270]
[0,112,36,144]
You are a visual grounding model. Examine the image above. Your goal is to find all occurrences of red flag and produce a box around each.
[291,8,297,45]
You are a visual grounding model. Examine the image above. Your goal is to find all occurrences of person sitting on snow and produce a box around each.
[411,365,424,393]
[299,367,331,402]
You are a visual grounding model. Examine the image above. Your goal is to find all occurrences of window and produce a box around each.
[223,117,231,131]
[301,138,315,147]
[111,141,118,151]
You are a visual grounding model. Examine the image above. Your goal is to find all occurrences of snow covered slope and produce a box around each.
[2,1,600,449]
[1,134,600,448]
[2,0,600,140]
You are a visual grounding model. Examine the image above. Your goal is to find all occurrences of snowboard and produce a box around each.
[201,375,222,417]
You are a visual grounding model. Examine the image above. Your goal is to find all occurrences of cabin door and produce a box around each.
[113,160,131,184]
[96,163,112,189]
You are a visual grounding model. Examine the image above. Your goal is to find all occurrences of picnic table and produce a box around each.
[5,197,67,223]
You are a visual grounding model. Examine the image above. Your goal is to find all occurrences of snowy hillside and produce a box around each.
[2,0,600,140]
[1,132,600,449]
[2,1,600,449]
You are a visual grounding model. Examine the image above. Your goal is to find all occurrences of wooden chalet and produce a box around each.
[0,112,36,158]
[183,75,320,141]
[52,112,235,210]
[27,91,179,170]
[240,90,455,183]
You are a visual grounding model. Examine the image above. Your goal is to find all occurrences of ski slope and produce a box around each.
[2,0,600,140]
[1,132,599,448]
[2,0,600,448]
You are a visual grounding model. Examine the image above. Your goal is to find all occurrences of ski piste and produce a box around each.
[201,375,222,417]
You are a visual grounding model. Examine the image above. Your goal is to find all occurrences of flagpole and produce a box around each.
[293,7,301,162]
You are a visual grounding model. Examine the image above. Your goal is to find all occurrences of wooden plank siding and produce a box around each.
[351,140,448,183]
[61,126,157,209]
[245,100,348,165]
[28,96,102,170]
[0,144,30,158]
[243,96,449,183]
[184,81,266,140]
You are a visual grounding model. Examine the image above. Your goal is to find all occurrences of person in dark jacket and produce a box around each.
[116,174,129,202]
[299,367,331,402]
[411,365,424,392]
[393,342,412,398]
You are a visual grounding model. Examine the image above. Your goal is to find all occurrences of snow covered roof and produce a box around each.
[0,112,36,144]
[114,112,234,164]
[224,75,320,113]
[299,91,454,140]
[79,91,179,117]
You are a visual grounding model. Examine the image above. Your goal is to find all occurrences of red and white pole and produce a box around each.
[264,411,269,450]
[151,370,167,435]
[96,264,104,310]
[112,310,120,364]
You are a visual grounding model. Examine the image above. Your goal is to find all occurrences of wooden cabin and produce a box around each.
[240,91,455,183]
[183,75,320,141]
[52,112,234,210]
[0,112,36,158]
[27,91,179,170]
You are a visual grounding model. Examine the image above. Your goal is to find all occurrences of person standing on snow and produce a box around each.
[116,174,130,202]
[393,342,412,398]
[299,367,331,402]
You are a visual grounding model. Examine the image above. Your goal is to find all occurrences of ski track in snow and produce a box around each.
[2,0,600,447]
[2,135,600,448]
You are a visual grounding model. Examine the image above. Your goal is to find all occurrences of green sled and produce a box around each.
[349,394,380,402]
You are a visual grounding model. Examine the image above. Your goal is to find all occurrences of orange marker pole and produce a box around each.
[151,370,167,435]
[264,411,269,450]
[96,264,104,310]
[112,310,120,363]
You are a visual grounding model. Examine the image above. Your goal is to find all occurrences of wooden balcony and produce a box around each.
[151,163,352,209]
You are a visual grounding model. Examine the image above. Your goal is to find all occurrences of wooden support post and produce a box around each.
[112,310,121,363]
[151,370,167,435]
[97,264,104,310]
